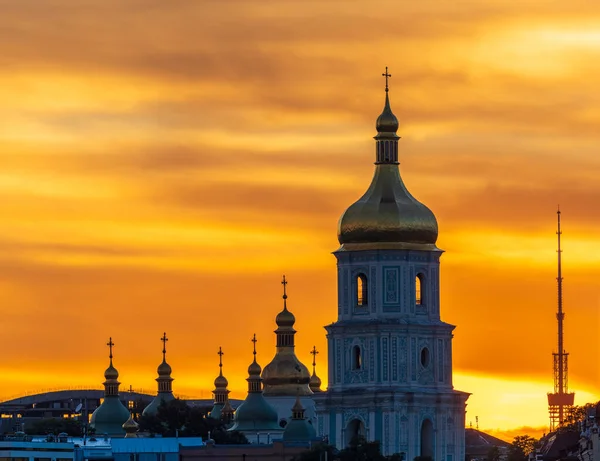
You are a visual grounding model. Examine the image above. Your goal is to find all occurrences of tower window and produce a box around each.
[352,345,362,370]
[416,273,424,305]
[420,347,430,368]
[357,274,368,306]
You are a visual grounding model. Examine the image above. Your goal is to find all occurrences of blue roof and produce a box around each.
[111,437,204,453]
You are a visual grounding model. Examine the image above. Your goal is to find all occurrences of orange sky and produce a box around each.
[1,0,600,438]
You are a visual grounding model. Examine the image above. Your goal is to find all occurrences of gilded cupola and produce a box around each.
[261,276,312,397]
[337,67,438,251]
[142,332,175,417]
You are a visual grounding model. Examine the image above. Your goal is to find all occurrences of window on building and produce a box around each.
[357,274,368,306]
[420,347,430,368]
[352,345,362,370]
[416,274,424,305]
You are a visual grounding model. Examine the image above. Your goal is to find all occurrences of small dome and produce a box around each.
[309,372,322,392]
[104,364,119,381]
[214,373,228,388]
[376,93,399,133]
[276,308,295,328]
[157,360,172,376]
[248,359,262,376]
[122,414,139,438]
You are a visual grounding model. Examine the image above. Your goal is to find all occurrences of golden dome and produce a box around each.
[337,79,438,251]
[309,372,322,392]
[262,352,312,396]
[376,92,399,133]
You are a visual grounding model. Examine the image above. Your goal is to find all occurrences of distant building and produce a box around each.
[465,428,511,461]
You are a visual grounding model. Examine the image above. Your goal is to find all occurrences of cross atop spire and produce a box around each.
[107,337,114,361]
[282,275,288,302]
[161,332,168,360]
[251,333,257,357]
[310,346,319,368]
[218,346,224,372]
[382,66,391,92]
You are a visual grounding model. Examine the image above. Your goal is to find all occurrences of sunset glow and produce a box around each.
[1,0,600,438]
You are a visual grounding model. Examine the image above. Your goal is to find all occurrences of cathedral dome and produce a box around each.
[90,395,131,435]
[337,81,438,250]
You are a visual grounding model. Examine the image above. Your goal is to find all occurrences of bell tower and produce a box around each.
[314,69,469,459]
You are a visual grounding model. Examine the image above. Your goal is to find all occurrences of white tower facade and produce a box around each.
[314,71,469,459]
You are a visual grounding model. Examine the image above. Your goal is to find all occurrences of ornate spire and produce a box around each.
[375,66,400,161]
[336,67,439,251]
[291,395,306,420]
[247,334,263,393]
[213,346,229,402]
[156,332,173,384]
[122,413,139,438]
[275,275,295,330]
[309,346,322,392]
[262,277,312,396]
[103,337,120,397]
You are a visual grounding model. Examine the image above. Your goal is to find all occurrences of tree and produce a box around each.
[507,435,537,461]
[25,418,83,436]
[338,436,386,461]
[291,442,338,461]
[487,446,501,461]
[137,399,247,444]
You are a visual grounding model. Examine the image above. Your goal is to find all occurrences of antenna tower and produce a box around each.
[547,208,575,431]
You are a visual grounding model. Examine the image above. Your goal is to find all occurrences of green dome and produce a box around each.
[283,419,316,442]
[90,396,130,435]
[209,403,223,420]
[142,392,175,417]
[104,364,119,380]
[228,393,281,432]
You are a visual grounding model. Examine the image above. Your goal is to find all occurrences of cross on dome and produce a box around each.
[218,346,224,369]
[251,333,257,356]
[310,346,319,368]
[382,66,391,92]
[161,332,168,358]
[107,337,114,360]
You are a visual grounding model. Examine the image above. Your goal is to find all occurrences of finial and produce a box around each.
[281,275,288,309]
[382,66,391,93]
[251,333,257,357]
[107,337,114,363]
[161,332,168,361]
[218,346,224,375]
[310,346,319,372]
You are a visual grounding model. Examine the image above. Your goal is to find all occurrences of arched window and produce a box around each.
[352,345,362,370]
[357,274,368,306]
[416,273,424,305]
